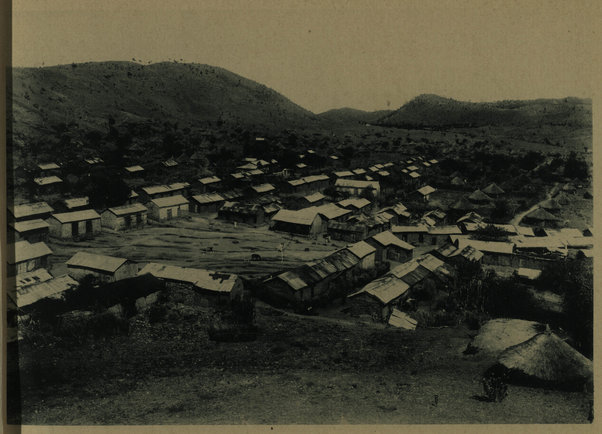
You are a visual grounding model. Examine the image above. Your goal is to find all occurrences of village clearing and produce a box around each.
[46,215,347,279]
[10,299,591,424]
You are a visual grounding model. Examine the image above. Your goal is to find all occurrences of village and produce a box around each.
[6,130,594,423]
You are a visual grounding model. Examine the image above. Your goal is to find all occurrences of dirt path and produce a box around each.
[510,182,559,225]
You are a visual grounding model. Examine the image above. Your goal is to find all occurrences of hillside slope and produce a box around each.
[10,61,321,136]
[377,94,591,130]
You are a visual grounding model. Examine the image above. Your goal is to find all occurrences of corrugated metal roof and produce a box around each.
[296,163,307,168]
[276,271,309,291]
[125,165,144,172]
[303,174,330,183]
[142,183,189,195]
[67,251,128,273]
[7,241,53,264]
[352,168,367,175]
[407,165,419,171]
[370,231,414,251]
[335,179,380,190]
[353,275,409,304]
[106,203,148,216]
[238,163,258,170]
[129,190,139,198]
[428,226,463,236]
[231,172,245,179]
[304,192,325,203]
[408,171,420,178]
[346,240,377,259]
[389,260,421,279]
[38,162,60,170]
[456,211,484,224]
[247,169,264,176]
[10,219,50,233]
[378,171,390,176]
[12,274,78,308]
[9,201,54,218]
[34,176,62,185]
[192,193,225,205]
[252,183,276,193]
[199,176,221,184]
[51,209,101,223]
[392,224,429,233]
[338,198,371,209]
[388,308,417,329]
[85,157,104,165]
[150,194,189,208]
[64,197,90,209]
[272,208,319,226]
[398,265,431,286]
[162,159,178,167]
[457,239,515,255]
[138,262,239,293]
[315,203,352,220]
[417,185,436,196]
[334,170,354,178]
[416,254,445,272]
[12,268,53,288]
[288,179,306,186]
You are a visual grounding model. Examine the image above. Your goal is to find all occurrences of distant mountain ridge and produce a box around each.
[376,93,591,129]
[10,61,322,136]
[9,61,592,141]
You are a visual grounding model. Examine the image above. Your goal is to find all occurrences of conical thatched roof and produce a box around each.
[498,331,593,386]
[539,198,561,210]
[525,207,560,221]
[482,183,505,195]
[451,197,476,211]
[554,193,571,205]
[466,319,545,355]
[450,176,466,186]
[468,189,493,203]
[450,171,463,179]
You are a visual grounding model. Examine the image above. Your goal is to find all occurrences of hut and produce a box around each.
[190,193,226,214]
[337,198,372,214]
[334,179,380,198]
[9,202,54,222]
[124,165,145,176]
[140,182,190,202]
[147,195,189,221]
[415,185,436,202]
[46,209,102,240]
[251,183,276,195]
[523,207,561,227]
[496,330,593,389]
[426,226,463,246]
[62,197,90,212]
[345,241,377,270]
[8,272,78,311]
[218,202,266,226]
[271,208,325,237]
[347,276,410,321]
[9,219,50,243]
[101,203,148,231]
[197,176,222,193]
[391,225,429,245]
[138,262,243,304]
[450,176,466,187]
[465,319,546,355]
[539,198,561,212]
[482,183,505,198]
[6,240,53,276]
[468,189,493,205]
[66,251,138,283]
[302,192,326,207]
[34,176,63,193]
[366,230,414,263]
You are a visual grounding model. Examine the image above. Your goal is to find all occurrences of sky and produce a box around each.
[11,0,600,113]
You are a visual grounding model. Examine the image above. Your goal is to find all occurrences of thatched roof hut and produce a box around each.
[524,207,561,223]
[450,176,466,186]
[497,330,593,388]
[482,183,505,197]
[539,198,561,211]
[465,319,545,355]
[468,189,493,204]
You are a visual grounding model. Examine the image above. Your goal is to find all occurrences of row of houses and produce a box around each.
[261,230,415,305]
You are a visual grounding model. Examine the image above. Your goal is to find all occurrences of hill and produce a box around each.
[317,107,393,125]
[10,61,322,137]
[376,94,592,130]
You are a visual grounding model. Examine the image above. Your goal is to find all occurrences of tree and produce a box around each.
[82,169,131,209]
